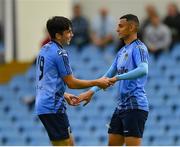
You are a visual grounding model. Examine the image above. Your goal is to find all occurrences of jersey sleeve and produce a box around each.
[133,45,149,66]
[104,55,118,77]
[90,55,118,93]
[54,50,72,78]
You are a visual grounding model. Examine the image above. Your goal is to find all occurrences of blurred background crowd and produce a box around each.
[1,1,180,63]
[33,2,180,60]
[0,0,180,145]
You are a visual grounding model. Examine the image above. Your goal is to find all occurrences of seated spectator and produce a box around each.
[143,14,172,60]
[91,7,115,50]
[163,2,180,48]
[139,4,158,39]
[71,4,90,50]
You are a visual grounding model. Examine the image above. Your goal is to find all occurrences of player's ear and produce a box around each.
[130,22,137,32]
[55,33,62,40]
[129,22,134,32]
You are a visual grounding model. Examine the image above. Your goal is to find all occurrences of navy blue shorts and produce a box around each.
[38,112,71,141]
[108,109,148,138]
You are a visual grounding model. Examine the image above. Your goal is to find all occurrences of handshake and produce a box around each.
[95,76,117,89]
[65,77,117,106]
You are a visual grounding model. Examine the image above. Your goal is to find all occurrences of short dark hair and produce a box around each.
[46,16,72,39]
[120,14,139,29]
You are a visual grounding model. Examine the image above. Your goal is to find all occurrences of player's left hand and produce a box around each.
[64,93,80,106]
[78,90,94,106]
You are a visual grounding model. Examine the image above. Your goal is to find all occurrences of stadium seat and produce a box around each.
[1,42,180,145]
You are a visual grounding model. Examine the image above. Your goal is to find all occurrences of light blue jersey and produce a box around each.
[114,39,149,111]
[35,41,72,115]
[91,39,149,112]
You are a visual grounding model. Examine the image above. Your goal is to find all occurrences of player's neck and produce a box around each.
[124,34,137,45]
[54,39,64,48]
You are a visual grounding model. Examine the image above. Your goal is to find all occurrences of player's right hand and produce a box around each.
[64,93,80,106]
[96,77,114,89]
[109,77,118,83]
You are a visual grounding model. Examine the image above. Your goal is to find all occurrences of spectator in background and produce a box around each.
[143,14,172,60]
[71,4,90,50]
[41,29,51,47]
[164,3,180,48]
[0,22,4,49]
[139,4,158,39]
[91,7,115,50]
[0,22,4,64]
[32,29,51,65]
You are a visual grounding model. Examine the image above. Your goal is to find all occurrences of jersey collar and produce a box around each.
[125,39,139,47]
[51,40,63,49]
[124,39,139,49]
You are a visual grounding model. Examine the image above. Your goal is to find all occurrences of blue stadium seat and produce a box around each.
[25,65,36,82]
[151,135,174,145]
[1,41,180,145]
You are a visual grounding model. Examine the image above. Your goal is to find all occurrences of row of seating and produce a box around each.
[0,43,180,145]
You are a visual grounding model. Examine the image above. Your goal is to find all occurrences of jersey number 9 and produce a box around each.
[38,56,44,81]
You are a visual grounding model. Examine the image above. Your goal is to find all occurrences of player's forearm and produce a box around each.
[90,64,117,93]
[69,78,99,89]
[115,62,148,80]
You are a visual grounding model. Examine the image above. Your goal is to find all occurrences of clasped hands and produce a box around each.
[65,77,117,106]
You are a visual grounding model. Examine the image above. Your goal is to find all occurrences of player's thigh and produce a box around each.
[108,109,125,146]
[122,109,148,146]
[51,138,70,146]
[125,137,141,146]
[108,134,124,146]
[51,134,74,146]
[38,113,72,145]
[51,132,74,146]
[69,133,74,146]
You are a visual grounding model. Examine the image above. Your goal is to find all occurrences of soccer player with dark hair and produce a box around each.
[78,14,149,146]
[35,16,114,146]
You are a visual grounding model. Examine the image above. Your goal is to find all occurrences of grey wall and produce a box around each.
[0,0,4,22]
